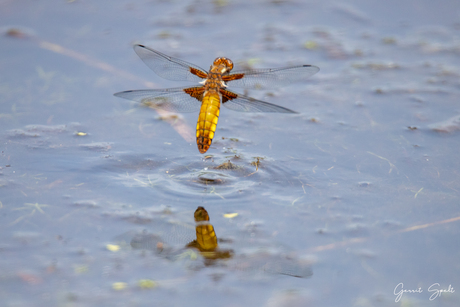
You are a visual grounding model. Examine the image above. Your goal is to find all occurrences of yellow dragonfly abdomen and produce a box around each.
[196,223,218,250]
[196,92,221,154]
[194,206,218,250]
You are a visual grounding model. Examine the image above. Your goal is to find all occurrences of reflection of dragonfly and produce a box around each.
[119,206,312,278]
[128,206,232,263]
[185,206,232,261]
[114,45,319,154]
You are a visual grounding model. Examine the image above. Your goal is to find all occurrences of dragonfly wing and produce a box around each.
[134,45,208,82]
[114,86,204,113]
[220,89,297,113]
[222,65,319,89]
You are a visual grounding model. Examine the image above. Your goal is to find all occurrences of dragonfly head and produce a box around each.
[194,206,210,222]
[212,57,233,74]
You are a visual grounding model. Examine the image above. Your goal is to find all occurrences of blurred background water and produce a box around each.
[1,0,460,306]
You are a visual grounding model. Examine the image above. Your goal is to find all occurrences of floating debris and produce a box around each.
[155,113,181,121]
[138,279,158,289]
[72,200,98,208]
[352,62,400,70]
[197,171,227,184]
[358,181,371,187]
[203,155,214,161]
[7,129,39,138]
[25,124,67,133]
[3,27,30,38]
[382,37,397,44]
[223,213,239,219]
[221,136,240,142]
[106,244,120,252]
[428,115,460,133]
[157,30,172,39]
[79,142,112,152]
[304,40,319,50]
[112,282,127,291]
[7,124,69,139]
[74,265,89,274]
[214,160,239,170]
[251,157,264,171]
[213,0,228,8]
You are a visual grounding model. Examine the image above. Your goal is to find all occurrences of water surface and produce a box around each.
[1,0,460,306]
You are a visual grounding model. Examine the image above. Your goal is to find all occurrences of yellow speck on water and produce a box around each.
[176,249,198,260]
[213,0,228,7]
[76,132,87,136]
[247,58,261,66]
[106,244,120,252]
[223,213,238,219]
[157,30,171,39]
[74,265,89,274]
[112,282,127,291]
[138,279,157,289]
[304,41,319,50]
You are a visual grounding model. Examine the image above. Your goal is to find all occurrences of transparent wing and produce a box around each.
[114,87,203,113]
[223,65,320,89]
[134,44,208,82]
[221,89,297,113]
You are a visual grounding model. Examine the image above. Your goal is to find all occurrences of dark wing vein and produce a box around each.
[226,65,319,89]
[134,44,208,82]
[114,87,203,113]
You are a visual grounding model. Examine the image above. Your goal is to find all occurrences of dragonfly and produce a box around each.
[114,45,319,154]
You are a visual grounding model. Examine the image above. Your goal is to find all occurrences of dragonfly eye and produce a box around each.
[213,57,234,71]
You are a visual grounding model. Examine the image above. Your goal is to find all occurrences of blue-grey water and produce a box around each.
[1,0,460,306]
